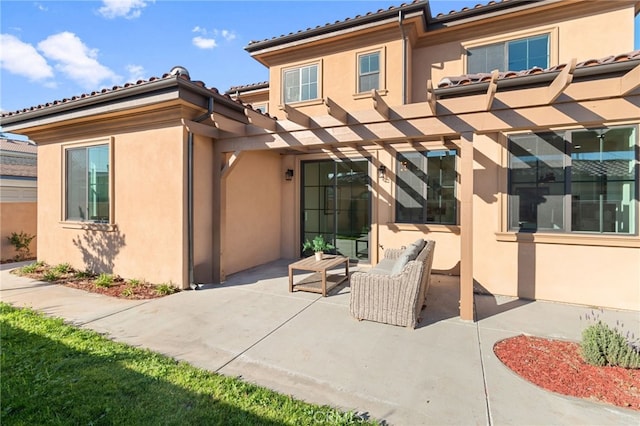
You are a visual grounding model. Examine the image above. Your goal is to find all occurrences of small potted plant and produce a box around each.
[302,235,335,261]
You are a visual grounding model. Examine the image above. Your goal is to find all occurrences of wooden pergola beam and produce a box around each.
[181,119,220,139]
[484,69,499,111]
[244,108,277,132]
[426,79,437,115]
[547,58,576,104]
[372,89,389,119]
[324,97,349,124]
[221,150,243,180]
[211,113,246,135]
[283,104,310,128]
[620,63,640,95]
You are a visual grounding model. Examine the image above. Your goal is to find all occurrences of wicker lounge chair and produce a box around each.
[349,239,436,328]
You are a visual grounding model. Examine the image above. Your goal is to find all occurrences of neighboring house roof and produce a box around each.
[437,50,640,89]
[225,82,269,95]
[0,138,37,178]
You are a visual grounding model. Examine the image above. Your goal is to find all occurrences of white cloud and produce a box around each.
[220,30,236,42]
[38,32,119,89]
[35,2,48,12]
[0,34,54,82]
[191,27,236,49]
[125,64,145,82]
[98,0,149,19]
[192,36,217,50]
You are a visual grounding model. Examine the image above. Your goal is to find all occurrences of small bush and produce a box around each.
[7,231,35,260]
[155,283,177,296]
[74,270,94,279]
[122,287,134,297]
[53,263,72,274]
[128,278,142,287]
[581,321,640,369]
[19,261,42,274]
[95,273,114,288]
[42,270,60,282]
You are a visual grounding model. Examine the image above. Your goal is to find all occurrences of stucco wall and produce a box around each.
[0,201,37,261]
[411,5,635,103]
[267,29,405,119]
[223,150,282,277]
[36,126,187,287]
[469,133,640,311]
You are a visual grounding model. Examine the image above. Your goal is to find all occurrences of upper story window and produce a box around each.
[468,34,550,73]
[358,52,380,93]
[396,150,457,225]
[253,103,268,114]
[508,126,637,234]
[283,64,318,103]
[65,144,110,223]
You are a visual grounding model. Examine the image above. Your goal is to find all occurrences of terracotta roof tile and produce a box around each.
[437,50,640,88]
[247,0,424,47]
[435,0,510,18]
[226,81,269,94]
[0,138,37,154]
[1,70,274,121]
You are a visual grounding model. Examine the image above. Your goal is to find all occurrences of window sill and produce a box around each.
[60,222,118,232]
[278,99,324,109]
[495,232,640,248]
[387,223,460,234]
[352,90,388,100]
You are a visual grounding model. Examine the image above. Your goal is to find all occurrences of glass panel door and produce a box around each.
[302,159,371,262]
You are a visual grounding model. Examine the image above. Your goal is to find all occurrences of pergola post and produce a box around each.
[459,131,475,321]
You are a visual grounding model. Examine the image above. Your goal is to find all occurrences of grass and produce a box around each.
[0,303,375,425]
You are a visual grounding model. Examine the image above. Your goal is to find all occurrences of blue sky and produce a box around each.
[1,0,639,117]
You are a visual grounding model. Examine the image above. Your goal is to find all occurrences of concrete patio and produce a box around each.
[1,259,639,425]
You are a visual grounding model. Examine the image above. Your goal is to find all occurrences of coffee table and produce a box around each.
[289,255,349,297]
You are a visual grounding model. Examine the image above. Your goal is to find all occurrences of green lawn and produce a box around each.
[0,303,375,425]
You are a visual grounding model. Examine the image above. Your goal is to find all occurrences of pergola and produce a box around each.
[184,58,640,321]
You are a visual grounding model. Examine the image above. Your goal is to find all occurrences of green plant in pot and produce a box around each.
[302,235,335,261]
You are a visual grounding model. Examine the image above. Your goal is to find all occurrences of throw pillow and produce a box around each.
[391,254,410,275]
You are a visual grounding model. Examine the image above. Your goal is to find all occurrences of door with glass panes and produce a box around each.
[301,159,371,262]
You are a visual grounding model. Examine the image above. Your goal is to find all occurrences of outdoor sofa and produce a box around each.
[349,239,435,329]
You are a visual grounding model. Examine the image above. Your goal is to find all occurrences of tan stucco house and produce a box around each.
[1,0,639,320]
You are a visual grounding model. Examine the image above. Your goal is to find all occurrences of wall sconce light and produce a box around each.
[400,160,409,172]
[378,165,386,179]
[285,169,294,181]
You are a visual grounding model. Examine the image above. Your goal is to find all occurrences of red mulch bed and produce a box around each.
[494,335,640,411]
[10,263,171,300]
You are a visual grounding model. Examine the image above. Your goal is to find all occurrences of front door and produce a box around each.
[301,159,371,262]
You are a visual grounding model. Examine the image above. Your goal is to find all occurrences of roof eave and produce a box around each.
[245,1,427,54]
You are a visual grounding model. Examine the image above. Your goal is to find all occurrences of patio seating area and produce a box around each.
[2,260,638,425]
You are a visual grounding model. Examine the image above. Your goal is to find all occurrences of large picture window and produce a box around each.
[396,150,457,224]
[66,144,109,222]
[283,64,318,103]
[468,34,549,73]
[508,127,637,234]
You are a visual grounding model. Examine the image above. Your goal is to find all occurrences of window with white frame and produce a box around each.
[283,64,318,103]
[508,126,637,234]
[396,150,457,224]
[468,34,550,73]
[65,144,110,222]
[358,52,380,93]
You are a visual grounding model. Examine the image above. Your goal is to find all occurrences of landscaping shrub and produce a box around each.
[6,231,35,261]
[94,273,114,288]
[581,321,640,369]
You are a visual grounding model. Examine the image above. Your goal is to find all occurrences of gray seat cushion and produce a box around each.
[370,258,396,275]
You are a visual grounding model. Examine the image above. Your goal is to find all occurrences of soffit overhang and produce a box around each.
[0,76,252,137]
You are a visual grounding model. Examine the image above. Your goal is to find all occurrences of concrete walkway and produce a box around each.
[2,260,639,425]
